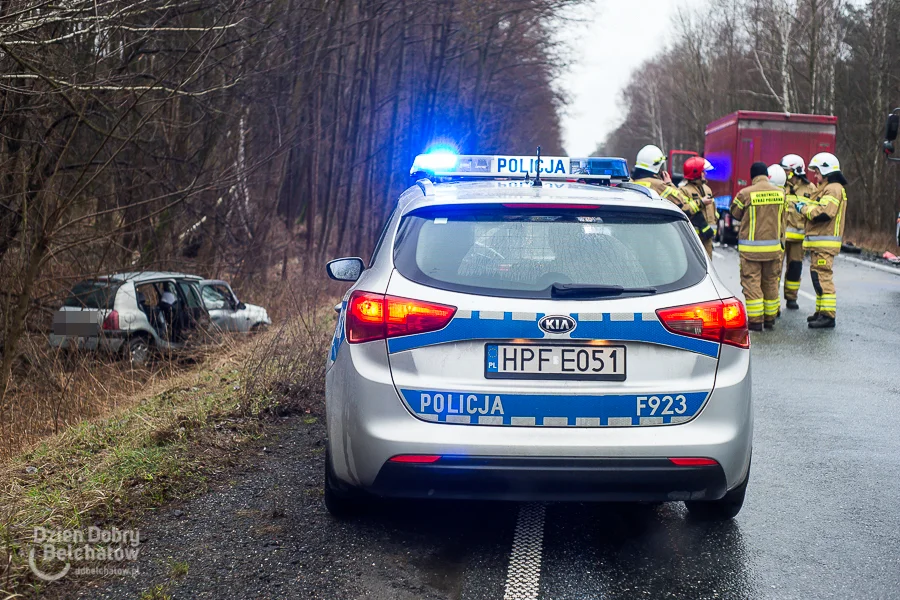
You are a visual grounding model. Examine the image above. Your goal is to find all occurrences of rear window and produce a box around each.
[393,205,706,299]
[63,280,121,309]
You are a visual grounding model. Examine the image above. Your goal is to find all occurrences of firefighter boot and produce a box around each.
[764,320,775,330]
[787,299,800,310]
[808,314,836,329]
[748,321,763,332]
[807,312,820,322]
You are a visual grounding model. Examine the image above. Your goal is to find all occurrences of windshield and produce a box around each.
[393,205,706,299]
[62,280,121,309]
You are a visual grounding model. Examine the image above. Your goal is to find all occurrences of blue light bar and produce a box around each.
[410,154,630,183]
[411,151,459,172]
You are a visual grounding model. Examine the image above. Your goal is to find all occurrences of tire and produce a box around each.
[324,448,365,519]
[685,463,749,521]
[250,323,269,334]
[123,336,151,367]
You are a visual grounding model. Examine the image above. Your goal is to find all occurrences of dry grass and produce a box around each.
[0,266,344,460]
[843,226,899,256]
[0,332,241,460]
[0,270,339,596]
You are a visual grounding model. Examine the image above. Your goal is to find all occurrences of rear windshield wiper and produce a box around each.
[550,283,658,298]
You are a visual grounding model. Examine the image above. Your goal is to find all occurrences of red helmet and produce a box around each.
[683,156,706,181]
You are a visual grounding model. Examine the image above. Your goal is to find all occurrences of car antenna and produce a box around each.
[532,146,543,187]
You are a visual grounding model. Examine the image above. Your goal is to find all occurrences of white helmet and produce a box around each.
[635,145,666,174]
[809,152,840,176]
[703,159,714,172]
[780,154,806,175]
[767,164,786,187]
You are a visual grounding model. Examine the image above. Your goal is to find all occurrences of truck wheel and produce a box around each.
[324,449,365,519]
[685,464,749,521]
[124,336,151,367]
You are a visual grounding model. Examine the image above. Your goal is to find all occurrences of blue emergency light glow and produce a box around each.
[704,153,732,182]
[412,150,459,172]
[585,158,628,178]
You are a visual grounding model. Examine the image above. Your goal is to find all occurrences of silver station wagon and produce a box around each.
[324,153,753,521]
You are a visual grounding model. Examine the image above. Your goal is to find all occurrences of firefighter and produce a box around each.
[631,145,704,230]
[779,154,817,310]
[730,162,785,331]
[796,152,847,329]
[680,156,716,257]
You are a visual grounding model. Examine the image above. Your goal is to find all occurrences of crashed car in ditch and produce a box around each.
[49,272,270,365]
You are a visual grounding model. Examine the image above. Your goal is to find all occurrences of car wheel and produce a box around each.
[124,336,151,367]
[685,463,749,521]
[324,448,365,519]
[250,323,269,334]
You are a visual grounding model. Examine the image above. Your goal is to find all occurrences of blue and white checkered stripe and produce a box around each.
[386,310,720,358]
[328,301,347,363]
[400,388,708,427]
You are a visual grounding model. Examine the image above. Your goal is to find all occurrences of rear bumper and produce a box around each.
[48,332,126,353]
[326,341,752,501]
[372,456,727,502]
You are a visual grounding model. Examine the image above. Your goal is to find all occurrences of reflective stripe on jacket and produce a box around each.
[681,180,717,228]
[730,175,785,261]
[784,178,816,241]
[802,181,847,256]
[633,177,696,214]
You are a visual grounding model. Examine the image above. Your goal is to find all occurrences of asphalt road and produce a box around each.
[77,247,900,600]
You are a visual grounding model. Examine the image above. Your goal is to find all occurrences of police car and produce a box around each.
[324,151,752,520]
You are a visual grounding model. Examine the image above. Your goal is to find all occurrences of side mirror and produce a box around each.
[326,257,365,282]
[237,302,246,310]
[885,112,899,142]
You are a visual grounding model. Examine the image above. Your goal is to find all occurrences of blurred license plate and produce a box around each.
[485,344,625,381]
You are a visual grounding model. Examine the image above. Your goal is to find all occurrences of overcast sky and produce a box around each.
[557,0,705,156]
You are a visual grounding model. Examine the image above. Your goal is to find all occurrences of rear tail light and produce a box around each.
[346,291,456,343]
[656,298,749,349]
[102,310,119,331]
[669,457,719,466]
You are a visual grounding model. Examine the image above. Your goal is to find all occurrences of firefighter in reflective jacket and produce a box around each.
[796,152,847,329]
[779,154,817,310]
[631,145,703,221]
[730,162,785,331]
[680,156,717,257]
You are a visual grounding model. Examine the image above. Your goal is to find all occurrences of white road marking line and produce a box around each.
[503,503,546,600]
[837,255,900,276]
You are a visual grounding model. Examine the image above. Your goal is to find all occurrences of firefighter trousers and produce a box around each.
[702,238,713,259]
[740,256,781,323]
[783,241,804,301]
[809,251,836,318]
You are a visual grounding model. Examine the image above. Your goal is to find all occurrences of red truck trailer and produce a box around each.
[702,111,837,243]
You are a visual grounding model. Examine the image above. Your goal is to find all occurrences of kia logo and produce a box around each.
[538,315,576,334]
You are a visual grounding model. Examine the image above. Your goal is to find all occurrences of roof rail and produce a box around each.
[415,178,434,196]
[616,182,654,198]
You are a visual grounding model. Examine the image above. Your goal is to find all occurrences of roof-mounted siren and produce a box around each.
[409,152,631,185]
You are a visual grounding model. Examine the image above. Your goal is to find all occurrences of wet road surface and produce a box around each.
[79,248,900,600]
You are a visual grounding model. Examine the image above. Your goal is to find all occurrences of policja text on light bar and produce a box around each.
[409,153,630,183]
